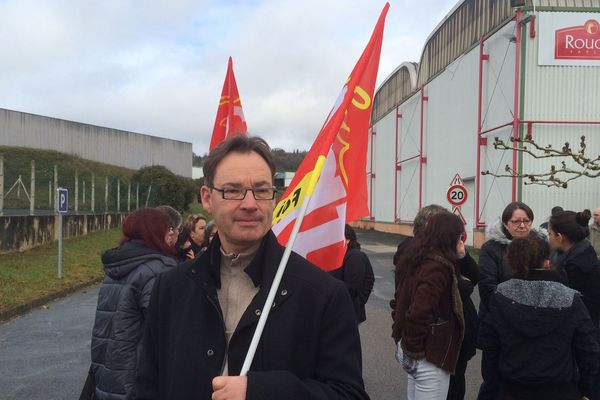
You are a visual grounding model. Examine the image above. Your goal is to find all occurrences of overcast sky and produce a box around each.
[0,0,458,155]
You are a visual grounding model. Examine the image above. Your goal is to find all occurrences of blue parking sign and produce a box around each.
[57,188,68,213]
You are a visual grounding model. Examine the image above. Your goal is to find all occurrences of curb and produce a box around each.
[0,277,103,324]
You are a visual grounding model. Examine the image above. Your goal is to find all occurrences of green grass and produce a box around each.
[0,228,121,311]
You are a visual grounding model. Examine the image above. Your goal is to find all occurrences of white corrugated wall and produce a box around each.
[520,11,600,221]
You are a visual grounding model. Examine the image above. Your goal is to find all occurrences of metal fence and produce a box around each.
[0,155,154,216]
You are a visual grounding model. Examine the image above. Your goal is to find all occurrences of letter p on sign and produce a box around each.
[57,188,68,213]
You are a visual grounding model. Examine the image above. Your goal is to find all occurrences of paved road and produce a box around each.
[0,229,483,399]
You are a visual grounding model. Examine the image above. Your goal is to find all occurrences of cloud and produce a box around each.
[0,0,457,155]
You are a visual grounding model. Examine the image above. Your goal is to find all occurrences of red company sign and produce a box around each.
[555,19,600,60]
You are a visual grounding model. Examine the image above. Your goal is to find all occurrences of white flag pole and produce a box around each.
[240,176,319,376]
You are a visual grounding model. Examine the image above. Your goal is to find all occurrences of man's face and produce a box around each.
[594,208,600,225]
[190,218,206,244]
[201,151,275,254]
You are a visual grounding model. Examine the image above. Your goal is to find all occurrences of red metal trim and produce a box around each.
[394,107,400,223]
[480,121,513,136]
[512,9,522,203]
[398,155,420,164]
[520,120,600,125]
[369,128,375,220]
[530,16,536,38]
[419,86,427,209]
[476,36,488,228]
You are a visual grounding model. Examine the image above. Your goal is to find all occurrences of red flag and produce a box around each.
[210,57,248,150]
[272,3,389,271]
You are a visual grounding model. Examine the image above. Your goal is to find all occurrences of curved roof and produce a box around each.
[372,0,600,125]
[371,62,418,123]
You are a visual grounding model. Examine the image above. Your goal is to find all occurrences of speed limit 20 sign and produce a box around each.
[447,184,467,207]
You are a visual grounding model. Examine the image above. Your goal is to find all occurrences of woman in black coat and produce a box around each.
[549,209,600,400]
[330,225,374,323]
[476,202,549,400]
[479,236,598,400]
[90,207,178,400]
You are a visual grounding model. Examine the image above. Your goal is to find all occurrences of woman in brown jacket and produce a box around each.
[392,211,465,400]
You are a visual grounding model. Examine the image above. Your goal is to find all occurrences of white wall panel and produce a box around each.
[478,22,519,226]
[521,11,600,219]
[371,111,396,222]
[396,94,421,222]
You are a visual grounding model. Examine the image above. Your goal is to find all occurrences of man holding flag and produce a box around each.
[136,3,388,399]
[135,135,368,400]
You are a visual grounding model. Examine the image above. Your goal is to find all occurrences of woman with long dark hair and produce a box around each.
[90,207,178,400]
[391,204,479,400]
[479,236,598,399]
[392,211,465,399]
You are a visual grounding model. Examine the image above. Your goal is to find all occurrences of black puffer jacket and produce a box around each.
[478,276,599,399]
[91,240,177,400]
[552,239,600,326]
[477,220,549,315]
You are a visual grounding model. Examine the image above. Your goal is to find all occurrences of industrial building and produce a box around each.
[0,108,192,177]
[364,0,600,246]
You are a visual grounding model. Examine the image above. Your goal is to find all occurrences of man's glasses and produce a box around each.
[211,186,277,200]
[508,219,532,227]
[170,225,183,234]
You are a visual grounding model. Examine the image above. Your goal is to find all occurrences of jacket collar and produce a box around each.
[187,230,284,290]
[486,219,548,245]
[184,230,292,345]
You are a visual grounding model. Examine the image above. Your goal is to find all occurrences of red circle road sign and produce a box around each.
[447,184,467,207]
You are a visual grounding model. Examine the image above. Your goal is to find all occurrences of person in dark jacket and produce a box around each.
[201,219,218,250]
[90,207,178,400]
[174,226,196,263]
[392,211,465,400]
[186,214,207,255]
[476,201,549,400]
[391,204,478,400]
[478,202,549,315]
[549,209,600,400]
[135,135,368,400]
[330,224,375,323]
[449,242,479,400]
[478,235,599,400]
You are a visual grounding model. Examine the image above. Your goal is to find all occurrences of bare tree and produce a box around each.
[481,135,600,188]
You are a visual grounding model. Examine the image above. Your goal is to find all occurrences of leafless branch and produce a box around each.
[482,135,600,188]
